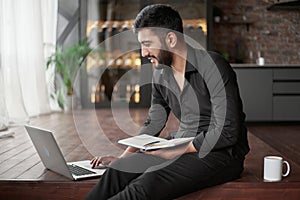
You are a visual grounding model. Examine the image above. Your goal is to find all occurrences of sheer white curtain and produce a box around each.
[0,0,58,128]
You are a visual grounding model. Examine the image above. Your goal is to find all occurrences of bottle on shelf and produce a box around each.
[98,21,108,42]
[124,56,133,68]
[107,57,115,68]
[132,52,141,68]
[131,84,140,104]
[115,57,123,68]
[122,21,130,32]
[126,84,131,103]
[100,84,106,101]
[91,85,96,103]
[249,51,255,64]
[256,51,265,66]
[95,85,101,102]
[113,83,120,101]
[111,21,119,36]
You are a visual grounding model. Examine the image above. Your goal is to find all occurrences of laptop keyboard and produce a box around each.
[67,164,96,176]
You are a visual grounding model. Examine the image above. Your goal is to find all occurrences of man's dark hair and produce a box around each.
[133,4,183,34]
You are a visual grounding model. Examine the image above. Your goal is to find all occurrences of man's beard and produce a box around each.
[148,49,173,70]
[157,49,173,67]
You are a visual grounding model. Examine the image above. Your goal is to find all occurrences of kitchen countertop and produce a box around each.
[231,63,300,68]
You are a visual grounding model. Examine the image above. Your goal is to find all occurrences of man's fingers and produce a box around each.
[100,158,110,166]
[90,156,118,168]
[90,157,102,168]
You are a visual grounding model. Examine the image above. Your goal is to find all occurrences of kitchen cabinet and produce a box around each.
[233,65,300,121]
[273,68,300,121]
[233,68,273,121]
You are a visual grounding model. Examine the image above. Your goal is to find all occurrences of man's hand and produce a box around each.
[142,141,197,159]
[90,146,139,168]
[90,156,118,168]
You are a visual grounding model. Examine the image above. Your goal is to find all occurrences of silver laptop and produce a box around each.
[25,125,106,180]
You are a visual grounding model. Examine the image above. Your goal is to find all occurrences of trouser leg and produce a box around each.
[85,153,167,200]
[108,151,244,200]
[86,151,244,200]
[85,167,141,200]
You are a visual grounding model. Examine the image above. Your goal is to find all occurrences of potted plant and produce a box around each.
[47,37,92,110]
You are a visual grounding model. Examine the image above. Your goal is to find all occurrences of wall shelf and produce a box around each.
[267,0,300,11]
[214,21,254,31]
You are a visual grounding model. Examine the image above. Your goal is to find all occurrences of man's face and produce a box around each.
[137,28,173,68]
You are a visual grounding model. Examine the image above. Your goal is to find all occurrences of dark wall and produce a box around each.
[212,0,300,64]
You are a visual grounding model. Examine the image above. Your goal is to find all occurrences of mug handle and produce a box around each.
[282,160,290,177]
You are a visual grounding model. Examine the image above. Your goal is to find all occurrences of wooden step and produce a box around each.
[0,110,299,200]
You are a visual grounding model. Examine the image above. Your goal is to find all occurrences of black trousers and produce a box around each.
[86,151,244,200]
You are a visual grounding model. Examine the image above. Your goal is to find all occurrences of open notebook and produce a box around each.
[118,134,194,151]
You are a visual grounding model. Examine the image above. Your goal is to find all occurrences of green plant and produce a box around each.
[47,37,92,96]
[219,51,230,61]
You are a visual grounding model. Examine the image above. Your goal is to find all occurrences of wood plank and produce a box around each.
[179,182,300,200]
[0,181,299,200]
[249,124,300,166]
[240,132,300,182]
[0,154,40,179]
[0,146,36,176]
[0,181,96,200]
[17,161,46,180]
[0,141,32,162]
[0,127,30,154]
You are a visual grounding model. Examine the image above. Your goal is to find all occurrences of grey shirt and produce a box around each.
[138,45,249,159]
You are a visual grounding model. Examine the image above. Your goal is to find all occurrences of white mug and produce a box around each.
[257,57,265,66]
[263,156,290,182]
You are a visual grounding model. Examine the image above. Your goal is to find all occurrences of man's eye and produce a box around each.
[142,42,151,48]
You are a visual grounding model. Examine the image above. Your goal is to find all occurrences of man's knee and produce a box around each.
[110,153,166,174]
[108,177,153,200]
[128,172,169,200]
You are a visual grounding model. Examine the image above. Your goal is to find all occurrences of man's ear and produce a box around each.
[165,32,177,48]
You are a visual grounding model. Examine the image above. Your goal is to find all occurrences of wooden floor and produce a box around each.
[0,109,300,200]
[248,123,300,167]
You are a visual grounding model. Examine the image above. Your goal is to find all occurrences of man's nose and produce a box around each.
[141,47,150,57]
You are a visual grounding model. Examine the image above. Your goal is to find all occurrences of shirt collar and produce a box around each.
[185,44,198,73]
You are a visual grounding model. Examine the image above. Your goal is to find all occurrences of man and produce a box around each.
[86,4,249,200]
